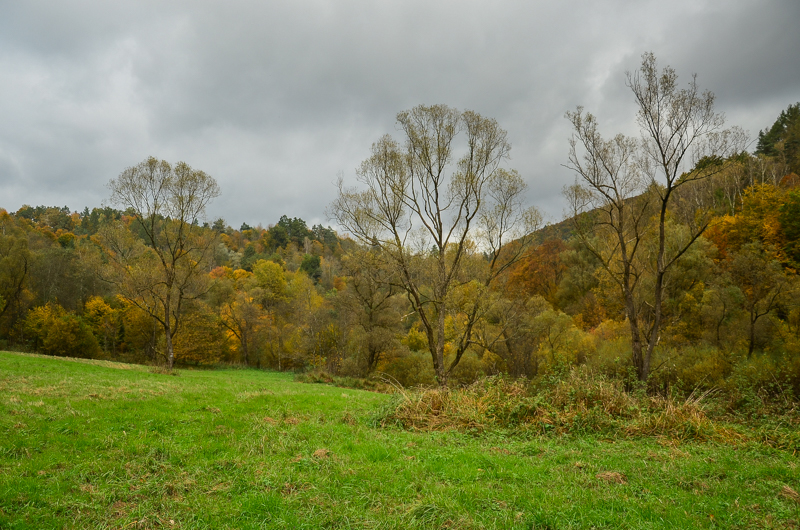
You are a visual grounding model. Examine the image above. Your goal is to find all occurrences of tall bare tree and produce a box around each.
[331,104,541,385]
[99,157,220,369]
[565,53,746,381]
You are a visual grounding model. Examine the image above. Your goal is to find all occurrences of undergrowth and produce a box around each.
[295,369,396,393]
[379,368,800,449]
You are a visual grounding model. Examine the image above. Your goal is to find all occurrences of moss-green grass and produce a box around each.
[1,351,798,529]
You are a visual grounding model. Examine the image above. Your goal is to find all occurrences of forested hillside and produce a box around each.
[1,100,799,400]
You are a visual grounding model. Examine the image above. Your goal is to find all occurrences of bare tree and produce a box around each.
[565,53,746,382]
[331,104,541,385]
[99,157,220,369]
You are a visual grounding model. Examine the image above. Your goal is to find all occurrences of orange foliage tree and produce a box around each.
[505,239,567,304]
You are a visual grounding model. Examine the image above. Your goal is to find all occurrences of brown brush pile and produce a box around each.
[381,368,751,444]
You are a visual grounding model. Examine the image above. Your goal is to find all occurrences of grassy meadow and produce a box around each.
[1,352,799,529]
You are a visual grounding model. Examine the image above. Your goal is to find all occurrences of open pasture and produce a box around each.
[1,352,798,529]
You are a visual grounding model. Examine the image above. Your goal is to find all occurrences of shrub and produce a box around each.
[449,351,485,386]
[721,352,798,415]
[648,346,732,394]
[378,351,436,387]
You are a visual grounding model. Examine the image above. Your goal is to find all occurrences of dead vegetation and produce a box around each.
[781,485,800,504]
[380,368,793,446]
[596,471,627,484]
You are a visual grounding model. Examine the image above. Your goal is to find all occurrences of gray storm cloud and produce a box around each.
[0,0,798,228]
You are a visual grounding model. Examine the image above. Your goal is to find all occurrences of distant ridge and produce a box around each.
[532,216,575,244]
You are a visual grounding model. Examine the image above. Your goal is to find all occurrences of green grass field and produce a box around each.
[1,351,799,529]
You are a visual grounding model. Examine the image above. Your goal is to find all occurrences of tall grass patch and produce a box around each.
[382,367,796,446]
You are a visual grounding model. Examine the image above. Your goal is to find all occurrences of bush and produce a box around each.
[295,369,395,393]
[586,320,632,380]
[449,352,485,386]
[647,346,732,394]
[720,352,798,415]
[378,351,436,387]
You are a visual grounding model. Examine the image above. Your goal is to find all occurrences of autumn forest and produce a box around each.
[2,58,800,405]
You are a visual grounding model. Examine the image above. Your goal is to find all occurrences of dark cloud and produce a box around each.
[0,0,797,227]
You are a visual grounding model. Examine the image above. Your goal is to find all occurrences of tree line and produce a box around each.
[1,53,799,400]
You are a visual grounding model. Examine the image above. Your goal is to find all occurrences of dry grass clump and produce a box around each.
[627,392,745,443]
[312,448,331,459]
[383,376,538,432]
[382,368,752,443]
[385,369,636,434]
[596,471,627,484]
[780,485,800,504]
[149,365,179,376]
[548,369,636,416]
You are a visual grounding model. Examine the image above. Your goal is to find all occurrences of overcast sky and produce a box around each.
[1,1,798,229]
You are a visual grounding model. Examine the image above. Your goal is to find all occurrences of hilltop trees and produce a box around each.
[756,102,800,175]
[99,157,220,369]
[331,104,541,385]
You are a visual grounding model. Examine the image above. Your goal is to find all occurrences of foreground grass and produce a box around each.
[0,352,798,529]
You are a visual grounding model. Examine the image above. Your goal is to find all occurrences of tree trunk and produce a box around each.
[435,303,447,386]
[641,271,665,382]
[367,339,379,373]
[241,331,249,366]
[165,329,175,369]
[715,302,727,347]
[625,289,647,381]
[277,327,283,371]
[638,203,669,383]
[165,297,174,370]
[366,309,378,372]
[435,256,449,386]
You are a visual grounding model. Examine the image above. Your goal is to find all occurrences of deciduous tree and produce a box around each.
[99,157,220,369]
[336,248,401,373]
[728,242,791,356]
[565,53,745,381]
[0,213,31,335]
[331,104,541,385]
[212,267,268,366]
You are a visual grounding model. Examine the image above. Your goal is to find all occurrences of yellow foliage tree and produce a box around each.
[83,296,122,356]
[173,301,232,365]
[24,303,100,358]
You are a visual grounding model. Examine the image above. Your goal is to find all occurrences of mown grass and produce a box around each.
[1,352,799,529]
